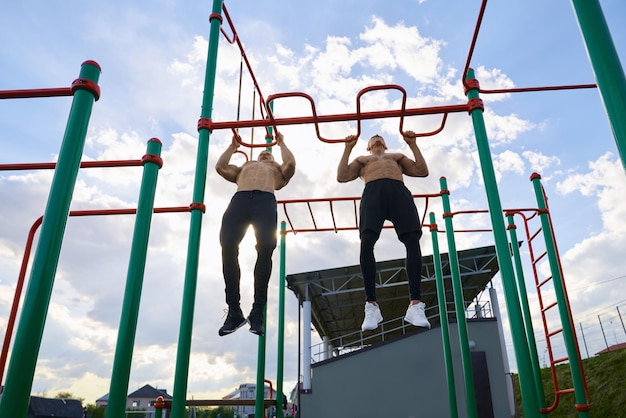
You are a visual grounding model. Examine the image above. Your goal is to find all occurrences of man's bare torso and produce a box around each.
[357,153,406,183]
[237,160,282,193]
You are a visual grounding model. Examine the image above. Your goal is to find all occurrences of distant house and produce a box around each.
[222,383,276,418]
[27,396,84,418]
[95,392,108,408]
[596,341,626,355]
[97,384,172,418]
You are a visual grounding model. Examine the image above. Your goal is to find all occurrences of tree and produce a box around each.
[84,404,106,418]
[55,391,85,404]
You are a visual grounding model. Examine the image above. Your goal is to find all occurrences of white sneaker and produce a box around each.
[404,302,431,329]
[361,302,383,331]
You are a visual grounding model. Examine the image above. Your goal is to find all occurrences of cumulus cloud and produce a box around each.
[523,150,560,173]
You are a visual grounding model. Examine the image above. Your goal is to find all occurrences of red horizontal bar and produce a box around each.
[479,84,596,95]
[0,87,73,99]
[542,300,558,312]
[208,103,469,131]
[546,328,563,338]
[0,160,144,171]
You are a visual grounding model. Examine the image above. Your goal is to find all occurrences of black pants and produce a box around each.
[359,179,423,302]
[220,190,277,313]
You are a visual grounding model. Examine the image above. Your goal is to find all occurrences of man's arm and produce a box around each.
[399,131,429,178]
[275,132,296,190]
[215,134,243,183]
[337,135,362,183]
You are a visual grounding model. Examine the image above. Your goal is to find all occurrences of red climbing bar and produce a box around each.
[462,0,596,95]
[0,87,73,99]
[0,160,144,171]
[207,102,469,135]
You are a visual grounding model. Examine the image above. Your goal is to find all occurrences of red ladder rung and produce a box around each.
[538,275,553,288]
[532,251,548,265]
[542,301,558,312]
[529,227,543,242]
[553,356,569,365]
[556,388,575,396]
[547,328,563,338]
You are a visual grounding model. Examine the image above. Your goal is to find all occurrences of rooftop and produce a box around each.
[287,243,503,349]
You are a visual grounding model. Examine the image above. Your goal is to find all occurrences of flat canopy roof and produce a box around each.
[286,244,501,347]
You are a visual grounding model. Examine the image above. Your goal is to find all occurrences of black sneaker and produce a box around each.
[248,310,265,336]
[218,308,247,336]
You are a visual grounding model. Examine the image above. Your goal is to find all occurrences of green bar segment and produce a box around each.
[429,211,458,418]
[0,61,101,418]
[440,178,478,418]
[506,214,546,411]
[106,139,163,418]
[465,68,541,417]
[276,222,287,418]
[571,0,626,172]
[531,175,589,417]
[170,1,224,417]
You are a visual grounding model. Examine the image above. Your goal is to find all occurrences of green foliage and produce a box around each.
[126,407,148,417]
[185,406,236,418]
[84,404,105,418]
[513,348,626,417]
[55,391,84,404]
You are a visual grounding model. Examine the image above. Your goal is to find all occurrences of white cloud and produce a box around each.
[523,150,561,173]
[484,109,534,146]
[360,17,445,83]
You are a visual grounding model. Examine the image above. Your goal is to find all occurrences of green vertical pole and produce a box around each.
[170,1,223,417]
[154,396,165,418]
[466,68,541,417]
[0,60,101,418]
[106,139,163,418]
[255,311,268,418]
[439,178,478,418]
[531,174,589,417]
[571,0,626,172]
[255,100,276,418]
[429,211,458,418]
[506,215,547,414]
[276,222,287,418]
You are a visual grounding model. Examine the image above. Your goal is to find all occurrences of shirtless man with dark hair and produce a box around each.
[337,131,430,331]
[216,132,296,337]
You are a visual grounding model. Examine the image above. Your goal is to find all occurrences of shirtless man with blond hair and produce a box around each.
[216,132,296,337]
[337,131,431,331]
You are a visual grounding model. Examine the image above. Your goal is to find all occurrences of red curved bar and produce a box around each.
[357,84,407,139]
[462,0,488,91]
[358,83,449,138]
[214,5,467,142]
[234,149,250,162]
[0,205,193,385]
[267,91,345,144]
[208,102,468,132]
[216,8,235,44]
[0,216,43,386]
[463,0,596,95]
[405,113,449,138]
[234,130,278,148]
[221,3,275,138]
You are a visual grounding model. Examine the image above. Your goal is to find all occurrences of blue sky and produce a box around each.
[1,0,626,407]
